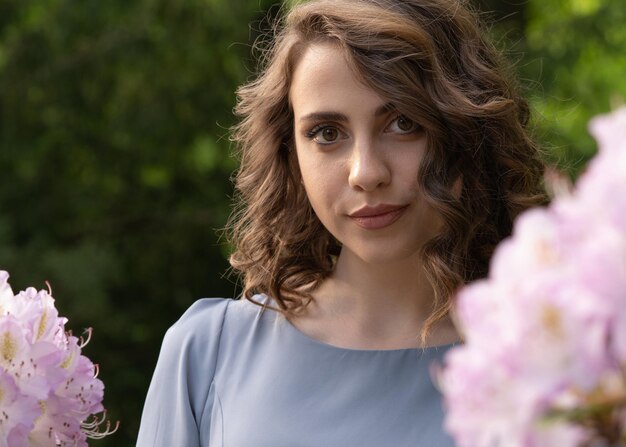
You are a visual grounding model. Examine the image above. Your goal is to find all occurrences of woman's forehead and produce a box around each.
[289,44,391,117]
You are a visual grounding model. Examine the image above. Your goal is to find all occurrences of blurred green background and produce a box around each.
[0,0,623,445]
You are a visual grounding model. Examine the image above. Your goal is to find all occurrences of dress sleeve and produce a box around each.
[136,298,230,447]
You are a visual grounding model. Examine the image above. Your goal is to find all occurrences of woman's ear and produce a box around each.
[452,174,463,200]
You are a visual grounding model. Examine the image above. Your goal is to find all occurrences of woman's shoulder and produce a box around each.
[138,297,267,446]
[164,297,230,343]
[166,295,273,342]
[157,295,280,380]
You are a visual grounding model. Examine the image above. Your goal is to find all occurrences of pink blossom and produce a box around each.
[0,271,13,307]
[55,338,105,418]
[6,287,68,348]
[29,395,88,447]
[0,369,40,447]
[0,271,117,445]
[576,106,626,233]
[441,107,626,447]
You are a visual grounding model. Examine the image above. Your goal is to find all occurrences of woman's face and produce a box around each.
[290,43,443,265]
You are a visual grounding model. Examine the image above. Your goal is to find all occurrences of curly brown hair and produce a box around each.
[227,0,548,339]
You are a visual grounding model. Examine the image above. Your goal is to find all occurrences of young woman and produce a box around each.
[137,0,547,445]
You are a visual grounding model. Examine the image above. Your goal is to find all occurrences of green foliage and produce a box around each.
[0,0,273,445]
[477,0,625,175]
[522,0,626,173]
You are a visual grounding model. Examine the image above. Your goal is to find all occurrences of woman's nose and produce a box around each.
[347,138,391,191]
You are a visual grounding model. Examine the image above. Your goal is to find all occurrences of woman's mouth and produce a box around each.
[348,204,409,230]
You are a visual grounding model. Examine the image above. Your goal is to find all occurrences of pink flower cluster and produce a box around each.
[0,271,117,446]
[441,107,626,446]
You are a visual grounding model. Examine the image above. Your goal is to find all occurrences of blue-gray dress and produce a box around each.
[136,295,457,447]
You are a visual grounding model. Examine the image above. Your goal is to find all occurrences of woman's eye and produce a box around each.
[319,127,339,142]
[306,126,343,145]
[387,115,421,134]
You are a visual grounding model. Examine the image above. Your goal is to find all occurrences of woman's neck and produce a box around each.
[289,249,460,350]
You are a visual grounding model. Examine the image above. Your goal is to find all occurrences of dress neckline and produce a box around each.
[249,294,459,355]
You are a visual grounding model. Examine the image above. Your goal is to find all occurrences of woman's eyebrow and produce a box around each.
[299,111,348,123]
[375,102,396,117]
[298,103,395,124]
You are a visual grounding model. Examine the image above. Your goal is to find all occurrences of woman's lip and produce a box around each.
[348,205,408,230]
